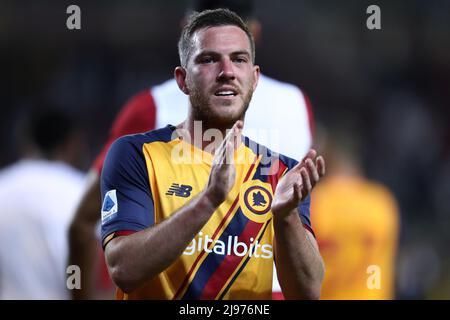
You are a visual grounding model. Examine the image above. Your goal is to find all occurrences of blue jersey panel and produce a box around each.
[100,134,154,244]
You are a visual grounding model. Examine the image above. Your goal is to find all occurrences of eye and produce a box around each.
[233,57,248,64]
[233,55,249,64]
[199,56,214,64]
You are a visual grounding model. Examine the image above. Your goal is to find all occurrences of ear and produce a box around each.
[174,66,189,95]
[252,65,260,92]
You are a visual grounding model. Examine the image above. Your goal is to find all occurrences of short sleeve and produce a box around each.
[298,194,314,236]
[278,154,314,236]
[100,135,154,247]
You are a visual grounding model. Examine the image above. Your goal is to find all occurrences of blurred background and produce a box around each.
[1,0,449,299]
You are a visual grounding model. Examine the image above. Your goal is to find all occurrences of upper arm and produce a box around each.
[305,229,320,252]
[100,136,154,249]
[104,234,128,262]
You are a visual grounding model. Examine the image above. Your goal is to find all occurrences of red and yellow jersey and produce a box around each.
[311,176,399,300]
[100,125,313,300]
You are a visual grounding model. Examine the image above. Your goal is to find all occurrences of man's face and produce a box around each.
[182,25,260,128]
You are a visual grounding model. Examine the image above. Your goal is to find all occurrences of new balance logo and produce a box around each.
[166,183,193,198]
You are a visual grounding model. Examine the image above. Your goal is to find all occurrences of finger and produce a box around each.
[233,121,243,149]
[291,149,317,173]
[225,121,241,142]
[234,120,244,130]
[218,123,236,153]
[278,148,319,178]
[290,161,303,173]
[316,156,326,177]
[306,158,320,185]
[213,139,228,165]
[302,149,317,164]
[214,139,226,160]
[293,182,303,202]
[220,139,232,163]
[223,128,234,142]
[300,167,312,197]
[215,122,239,158]
[225,140,234,165]
[214,140,231,166]
[219,130,235,156]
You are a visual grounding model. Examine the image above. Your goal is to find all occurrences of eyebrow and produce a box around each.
[230,50,251,57]
[195,50,251,59]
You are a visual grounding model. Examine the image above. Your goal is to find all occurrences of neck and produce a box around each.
[177,112,244,152]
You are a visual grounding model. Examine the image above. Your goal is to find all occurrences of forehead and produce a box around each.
[191,25,251,54]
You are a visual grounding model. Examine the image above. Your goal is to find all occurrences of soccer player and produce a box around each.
[101,9,325,300]
[68,0,314,299]
[311,125,399,299]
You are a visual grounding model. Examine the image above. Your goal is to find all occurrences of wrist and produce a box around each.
[272,206,298,223]
[201,189,223,211]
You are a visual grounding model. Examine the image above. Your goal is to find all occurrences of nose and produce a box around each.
[217,58,235,81]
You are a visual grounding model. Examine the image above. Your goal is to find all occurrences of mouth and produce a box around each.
[214,87,238,97]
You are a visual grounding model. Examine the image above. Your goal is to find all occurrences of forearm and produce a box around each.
[68,171,102,299]
[273,209,324,299]
[105,190,218,293]
[68,221,98,299]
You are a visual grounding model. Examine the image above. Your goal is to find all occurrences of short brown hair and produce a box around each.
[178,8,255,67]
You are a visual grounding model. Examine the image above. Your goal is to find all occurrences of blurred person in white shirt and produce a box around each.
[0,107,86,299]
